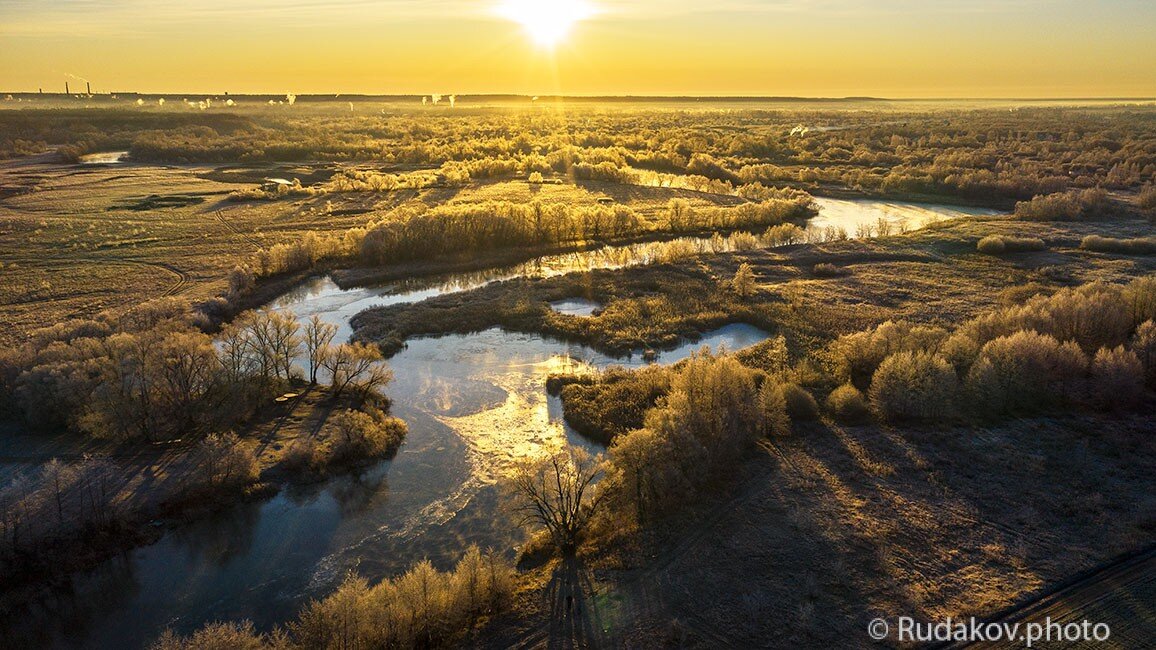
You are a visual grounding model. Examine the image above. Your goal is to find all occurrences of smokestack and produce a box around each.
[66,82,70,95]
[86,82,91,95]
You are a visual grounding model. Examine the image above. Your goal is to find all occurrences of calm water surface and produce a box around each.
[6,198,997,648]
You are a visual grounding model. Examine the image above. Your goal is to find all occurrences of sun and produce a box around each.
[498,0,595,48]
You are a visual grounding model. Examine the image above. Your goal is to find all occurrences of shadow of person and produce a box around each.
[545,554,605,649]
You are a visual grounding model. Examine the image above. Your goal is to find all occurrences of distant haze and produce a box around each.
[1,0,1154,98]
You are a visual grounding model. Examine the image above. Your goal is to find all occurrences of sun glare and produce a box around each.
[498,0,594,48]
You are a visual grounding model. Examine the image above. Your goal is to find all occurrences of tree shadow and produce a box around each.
[545,555,605,650]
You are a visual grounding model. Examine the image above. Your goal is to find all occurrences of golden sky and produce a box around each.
[1,0,1154,98]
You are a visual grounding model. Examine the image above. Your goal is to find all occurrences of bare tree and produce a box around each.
[156,332,220,432]
[242,310,302,383]
[304,315,337,385]
[509,449,604,555]
[195,432,258,489]
[320,343,392,403]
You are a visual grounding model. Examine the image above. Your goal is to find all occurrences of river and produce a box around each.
[4,198,997,648]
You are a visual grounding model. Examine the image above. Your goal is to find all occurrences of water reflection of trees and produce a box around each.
[169,499,264,568]
[328,468,390,517]
[1,553,137,648]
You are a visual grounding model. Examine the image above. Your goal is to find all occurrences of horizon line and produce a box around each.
[4,92,1156,103]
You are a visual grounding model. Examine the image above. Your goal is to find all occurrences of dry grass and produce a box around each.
[479,412,1156,647]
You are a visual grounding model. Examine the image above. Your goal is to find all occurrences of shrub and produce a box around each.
[826,384,871,424]
[151,621,278,650]
[762,223,806,247]
[166,546,514,650]
[779,382,820,421]
[327,407,407,464]
[601,352,763,523]
[813,263,847,277]
[1139,184,1156,211]
[1079,235,1156,255]
[604,427,680,525]
[282,438,324,474]
[732,262,757,299]
[1133,320,1156,388]
[830,320,948,388]
[977,235,1046,254]
[658,351,762,452]
[227,264,256,297]
[1125,276,1156,325]
[965,331,1087,417]
[1090,346,1145,410]
[941,331,982,373]
[869,351,959,422]
[955,281,1136,354]
[976,235,1006,254]
[1014,189,1116,221]
[813,260,850,275]
[194,432,260,490]
[758,380,792,436]
[735,335,790,375]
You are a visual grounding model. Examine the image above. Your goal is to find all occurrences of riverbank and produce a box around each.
[351,215,1156,360]
[0,386,402,624]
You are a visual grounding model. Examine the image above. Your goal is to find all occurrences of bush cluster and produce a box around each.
[153,546,515,650]
[828,276,1156,421]
[976,235,1047,254]
[1080,235,1156,255]
[1013,189,1118,221]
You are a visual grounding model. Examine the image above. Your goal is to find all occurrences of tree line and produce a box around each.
[536,275,1156,544]
[245,194,816,278]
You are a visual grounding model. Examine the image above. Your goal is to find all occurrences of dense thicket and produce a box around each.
[0,297,402,442]
[1013,189,1121,221]
[0,296,405,577]
[7,105,1154,205]
[245,192,816,278]
[827,276,1156,421]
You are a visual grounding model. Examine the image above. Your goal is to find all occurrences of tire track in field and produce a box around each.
[15,256,193,299]
[943,545,1156,649]
[214,209,264,249]
[92,258,190,297]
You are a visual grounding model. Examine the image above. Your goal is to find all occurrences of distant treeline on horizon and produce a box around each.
[6,92,890,102]
[4,93,1154,105]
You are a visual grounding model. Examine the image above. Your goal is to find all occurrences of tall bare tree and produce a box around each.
[509,449,604,555]
[320,343,392,403]
[304,315,338,385]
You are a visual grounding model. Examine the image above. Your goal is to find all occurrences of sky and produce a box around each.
[1,0,1154,98]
